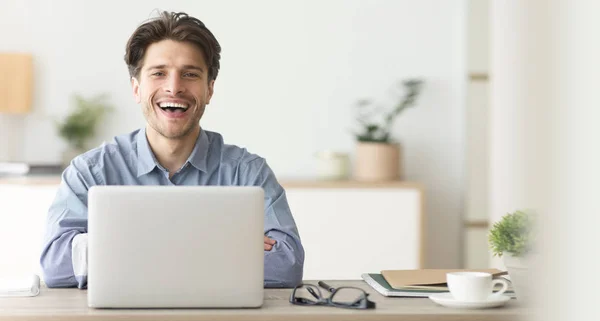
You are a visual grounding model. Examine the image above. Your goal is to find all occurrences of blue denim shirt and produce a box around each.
[40,128,304,288]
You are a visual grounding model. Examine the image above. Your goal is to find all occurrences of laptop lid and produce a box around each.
[87,186,264,308]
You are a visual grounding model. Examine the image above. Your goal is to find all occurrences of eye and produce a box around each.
[184,72,199,78]
[151,71,165,77]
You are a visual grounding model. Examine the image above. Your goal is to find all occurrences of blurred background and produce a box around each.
[0,0,473,270]
[1,2,599,318]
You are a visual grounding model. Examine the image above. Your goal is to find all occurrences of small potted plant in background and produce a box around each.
[488,209,536,302]
[56,93,113,168]
[353,79,423,181]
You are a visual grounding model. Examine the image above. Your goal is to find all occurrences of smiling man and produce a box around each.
[40,11,304,289]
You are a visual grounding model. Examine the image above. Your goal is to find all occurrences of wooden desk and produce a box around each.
[0,281,528,321]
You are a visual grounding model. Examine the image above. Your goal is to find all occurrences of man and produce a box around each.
[40,11,304,289]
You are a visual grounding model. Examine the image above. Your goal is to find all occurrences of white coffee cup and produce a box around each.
[446,272,509,302]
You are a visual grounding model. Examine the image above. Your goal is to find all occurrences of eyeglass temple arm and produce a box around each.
[317,281,336,293]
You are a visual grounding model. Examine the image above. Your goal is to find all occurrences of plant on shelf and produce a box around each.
[56,93,113,166]
[488,209,536,258]
[351,79,424,182]
[354,79,423,143]
[488,209,536,302]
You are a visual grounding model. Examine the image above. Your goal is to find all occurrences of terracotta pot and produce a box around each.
[353,142,401,181]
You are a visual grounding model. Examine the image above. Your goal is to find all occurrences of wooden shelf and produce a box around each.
[0,175,422,190]
[280,179,422,189]
[0,175,61,186]
[468,72,489,82]
[464,220,489,228]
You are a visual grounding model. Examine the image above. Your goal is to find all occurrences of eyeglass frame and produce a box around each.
[289,281,376,309]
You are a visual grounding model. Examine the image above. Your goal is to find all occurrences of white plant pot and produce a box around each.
[502,253,531,303]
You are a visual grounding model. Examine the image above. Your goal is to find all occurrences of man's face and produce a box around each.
[132,39,214,139]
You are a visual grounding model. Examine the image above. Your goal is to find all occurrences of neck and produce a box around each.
[145,125,200,176]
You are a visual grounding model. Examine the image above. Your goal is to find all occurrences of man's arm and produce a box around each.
[244,158,305,288]
[40,157,97,288]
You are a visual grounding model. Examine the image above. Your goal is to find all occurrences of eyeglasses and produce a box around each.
[290,281,376,309]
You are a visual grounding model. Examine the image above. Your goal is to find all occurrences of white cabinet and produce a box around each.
[0,178,424,281]
[283,181,424,280]
[0,183,57,277]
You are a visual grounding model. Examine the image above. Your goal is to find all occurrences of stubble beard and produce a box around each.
[144,102,204,140]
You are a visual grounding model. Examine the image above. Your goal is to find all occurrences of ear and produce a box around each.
[206,80,215,105]
[131,77,141,104]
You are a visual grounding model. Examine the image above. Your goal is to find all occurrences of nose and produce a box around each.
[164,74,185,95]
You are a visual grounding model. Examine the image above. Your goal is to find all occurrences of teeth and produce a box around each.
[158,102,188,109]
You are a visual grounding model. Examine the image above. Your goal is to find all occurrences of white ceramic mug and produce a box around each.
[446,272,509,302]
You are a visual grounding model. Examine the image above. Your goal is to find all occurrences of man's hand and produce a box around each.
[264,236,276,251]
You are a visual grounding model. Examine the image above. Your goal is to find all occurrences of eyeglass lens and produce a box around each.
[330,287,367,306]
[293,284,322,304]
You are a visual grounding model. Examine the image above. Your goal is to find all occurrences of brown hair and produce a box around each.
[124,11,221,82]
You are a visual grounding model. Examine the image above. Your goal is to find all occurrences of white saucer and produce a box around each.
[429,292,510,309]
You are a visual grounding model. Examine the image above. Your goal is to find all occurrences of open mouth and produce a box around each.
[157,102,190,116]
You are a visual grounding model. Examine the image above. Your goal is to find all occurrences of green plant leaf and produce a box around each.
[357,135,388,143]
[488,210,536,257]
[353,78,424,142]
[57,93,113,150]
[366,124,379,134]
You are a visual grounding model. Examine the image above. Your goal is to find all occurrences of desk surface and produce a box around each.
[0,281,528,321]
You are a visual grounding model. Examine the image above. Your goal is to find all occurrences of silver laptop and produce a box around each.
[87,186,265,308]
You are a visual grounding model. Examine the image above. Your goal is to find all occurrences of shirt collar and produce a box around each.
[136,128,158,177]
[136,128,209,177]
[187,129,209,173]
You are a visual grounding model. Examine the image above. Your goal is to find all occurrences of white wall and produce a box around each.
[464,0,490,268]
[0,115,25,162]
[0,0,466,268]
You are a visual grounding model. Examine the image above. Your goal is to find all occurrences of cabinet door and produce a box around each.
[0,186,58,277]
[285,188,422,280]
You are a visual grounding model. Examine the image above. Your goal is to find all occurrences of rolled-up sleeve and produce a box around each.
[40,156,98,288]
[243,158,305,288]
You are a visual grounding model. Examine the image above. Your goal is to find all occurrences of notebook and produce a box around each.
[362,272,516,298]
[362,273,448,297]
[0,274,40,297]
[381,269,507,288]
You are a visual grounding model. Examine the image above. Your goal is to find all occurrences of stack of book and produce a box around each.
[0,274,40,297]
[0,162,29,176]
[361,269,515,298]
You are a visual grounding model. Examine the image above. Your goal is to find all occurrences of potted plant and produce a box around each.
[488,209,536,302]
[352,79,423,181]
[56,93,113,168]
